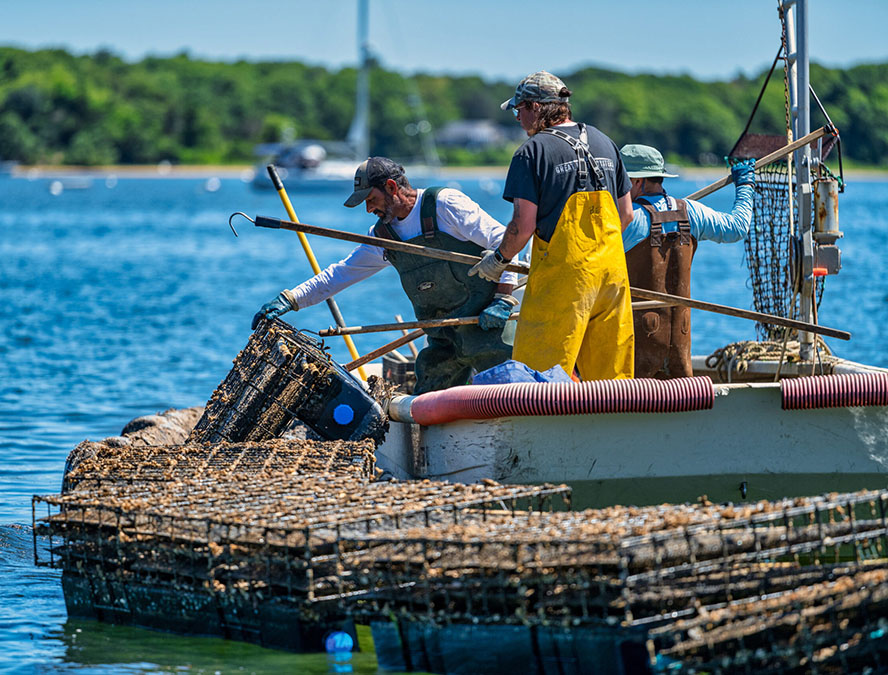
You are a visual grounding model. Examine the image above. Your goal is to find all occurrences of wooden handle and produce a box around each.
[326,290,849,342]
[344,330,424,371]
[322,314,518,336]
[685,126,830,201]
[323,301,669,337]
[254,215,530,275]
[629,287,850,341]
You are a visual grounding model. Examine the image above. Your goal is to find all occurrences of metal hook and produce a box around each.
[228,212,255,237]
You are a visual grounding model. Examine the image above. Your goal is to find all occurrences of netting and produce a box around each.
[729,143,828,344]
[730,136,795,341]
[724,6,831,345]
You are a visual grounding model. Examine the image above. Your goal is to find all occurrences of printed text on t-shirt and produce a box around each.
[553,158,616,175]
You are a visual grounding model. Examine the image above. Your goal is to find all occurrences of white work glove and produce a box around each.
[468,248,509,283]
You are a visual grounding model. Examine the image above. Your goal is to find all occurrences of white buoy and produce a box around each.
[49,180,63,196]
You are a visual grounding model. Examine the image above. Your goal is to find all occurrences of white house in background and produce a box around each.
[435,120,522,150]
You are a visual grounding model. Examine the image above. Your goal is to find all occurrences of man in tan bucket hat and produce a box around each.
[621,143,756,379]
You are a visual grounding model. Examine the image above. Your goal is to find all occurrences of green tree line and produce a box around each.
[0,45,885,166]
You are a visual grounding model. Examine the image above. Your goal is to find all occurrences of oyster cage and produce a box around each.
[61,437,377,492]
[329,490,888,673]
[187,319,387,444]
[32,444,569,654]
[32,435,888,669]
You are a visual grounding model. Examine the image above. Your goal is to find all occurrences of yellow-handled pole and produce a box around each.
[266,165,367,380]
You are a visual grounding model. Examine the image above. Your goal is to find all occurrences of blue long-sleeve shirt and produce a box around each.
[622,184,755,252]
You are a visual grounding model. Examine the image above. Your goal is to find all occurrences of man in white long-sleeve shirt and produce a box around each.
[253,157,516,394]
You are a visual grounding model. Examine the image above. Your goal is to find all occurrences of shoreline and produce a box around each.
[8,163,887,181]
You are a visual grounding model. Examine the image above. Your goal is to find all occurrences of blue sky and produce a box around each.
[2,1,887,82]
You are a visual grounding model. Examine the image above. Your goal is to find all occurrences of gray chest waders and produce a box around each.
[374,188,512,392]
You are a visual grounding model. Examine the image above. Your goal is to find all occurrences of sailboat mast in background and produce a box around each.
[347,0,371,160]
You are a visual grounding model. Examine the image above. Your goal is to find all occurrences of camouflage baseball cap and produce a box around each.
[619,144,679,179]
[344,156,405,207]
[500,71,570,111]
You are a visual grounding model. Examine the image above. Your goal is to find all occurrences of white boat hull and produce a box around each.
[377,380,888,506]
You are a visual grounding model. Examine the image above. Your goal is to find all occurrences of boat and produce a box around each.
[374,0,888,508]
[250,0,369,191]
[251,0,439,191]
[250,139,361,191]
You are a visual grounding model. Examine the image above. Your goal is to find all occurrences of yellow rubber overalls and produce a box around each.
[512,126,634,381]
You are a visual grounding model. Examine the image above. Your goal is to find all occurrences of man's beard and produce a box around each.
[375,194,397,224]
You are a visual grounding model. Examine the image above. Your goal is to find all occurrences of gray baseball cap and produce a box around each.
[619,144,679,178]
[501,71,570,111]
[344,157,405,207]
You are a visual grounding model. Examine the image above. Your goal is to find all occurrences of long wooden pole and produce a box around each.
[256,217,849,341]
[265,165,368,381]
[322,314,519,337]
[322,294,848,340]
[344,330,424,372]
[331,301,674,338]
[685,126,830,201]
[253,215,530,275]
[629,287,850,340]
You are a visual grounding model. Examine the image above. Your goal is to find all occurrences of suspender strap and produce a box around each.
[634,196,691,247]
[373,218,398,242]
[373,186,444,243]
[419,186,443,240]
[539,123,606,191]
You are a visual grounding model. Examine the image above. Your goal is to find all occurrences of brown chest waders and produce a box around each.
[625,197,698,379]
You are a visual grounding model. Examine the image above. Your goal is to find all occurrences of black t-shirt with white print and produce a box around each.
[503,122,631,242]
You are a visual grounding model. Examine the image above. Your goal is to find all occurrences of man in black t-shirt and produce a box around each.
[469,71,635,380]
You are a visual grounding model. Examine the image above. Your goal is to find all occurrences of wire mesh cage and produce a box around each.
[33,433,888,668]
[326,490,888,672]
[187,319,387,445]
[61,437,378,493]
[34,434,570,654]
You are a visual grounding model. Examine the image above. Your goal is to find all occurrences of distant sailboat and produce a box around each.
[252,0,438,191]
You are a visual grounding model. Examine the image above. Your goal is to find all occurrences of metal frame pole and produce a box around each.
[785,0,816,360]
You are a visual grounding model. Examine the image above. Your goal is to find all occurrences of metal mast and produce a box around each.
[347,0,370,160]
[783,0,815,360]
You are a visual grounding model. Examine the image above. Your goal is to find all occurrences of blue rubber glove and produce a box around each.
[251,291,297,330]
[731,158,756,187]
[478,294,518,331]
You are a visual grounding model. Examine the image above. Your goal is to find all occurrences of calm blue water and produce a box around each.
[2,171,887,673]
